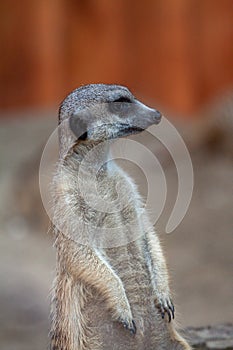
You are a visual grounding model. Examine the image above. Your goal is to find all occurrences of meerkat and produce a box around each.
[50,84,191,350]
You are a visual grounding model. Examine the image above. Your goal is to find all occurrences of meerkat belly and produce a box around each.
[84,239,161,350]
[106,239,156,325]
[83,174,165,347]
[95,173,157,325]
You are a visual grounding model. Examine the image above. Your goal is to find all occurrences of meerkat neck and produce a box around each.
[66,139,114,175]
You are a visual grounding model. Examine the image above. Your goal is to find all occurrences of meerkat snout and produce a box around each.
[67,84,162,141]
[134,100,162,123]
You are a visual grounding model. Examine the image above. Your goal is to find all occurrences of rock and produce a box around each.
[184,324,233,349]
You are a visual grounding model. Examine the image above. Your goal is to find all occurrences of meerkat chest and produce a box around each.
[56,162,151,248]
[94,170,152,266]
[96,170,147,229]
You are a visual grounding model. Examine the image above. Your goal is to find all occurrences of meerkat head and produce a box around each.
[59,84,162,142]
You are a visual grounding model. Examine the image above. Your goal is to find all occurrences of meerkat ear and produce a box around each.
[69,113,88,140]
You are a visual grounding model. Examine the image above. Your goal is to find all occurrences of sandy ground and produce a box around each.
[0,112,232,350]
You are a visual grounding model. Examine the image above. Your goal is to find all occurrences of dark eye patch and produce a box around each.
[113,96,132,103]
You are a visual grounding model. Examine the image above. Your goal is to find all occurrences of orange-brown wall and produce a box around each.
[0,0,233,115]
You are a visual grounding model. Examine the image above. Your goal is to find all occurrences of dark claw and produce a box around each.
[172,308,175,319]
[164,307,171,322]
[168,301,175,319]
[168,309,171,322]
[130,320,137,335]
[156,298,175,322]
[120,319,137,335]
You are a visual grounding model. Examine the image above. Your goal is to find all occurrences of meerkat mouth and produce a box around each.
[117,124,144,137]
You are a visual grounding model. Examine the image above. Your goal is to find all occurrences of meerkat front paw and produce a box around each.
[118,317,137,335]
[112,302,136,335]
[155,296,175,322]
[110,286,137,335]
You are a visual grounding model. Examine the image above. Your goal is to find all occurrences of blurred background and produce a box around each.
[0,1,232,349]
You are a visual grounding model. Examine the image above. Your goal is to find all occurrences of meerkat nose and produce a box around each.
[149,108,162,124]
[154,109,162,121]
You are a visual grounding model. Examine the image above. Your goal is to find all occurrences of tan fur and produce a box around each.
[50,84,191,350]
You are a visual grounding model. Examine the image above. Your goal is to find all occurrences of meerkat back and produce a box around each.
[50,84,191,350]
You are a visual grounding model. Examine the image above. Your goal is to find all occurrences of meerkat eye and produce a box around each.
[109,96,132,114]
[113,97,132,103]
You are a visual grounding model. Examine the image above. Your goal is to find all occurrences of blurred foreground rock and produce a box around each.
[185,324,233,350]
